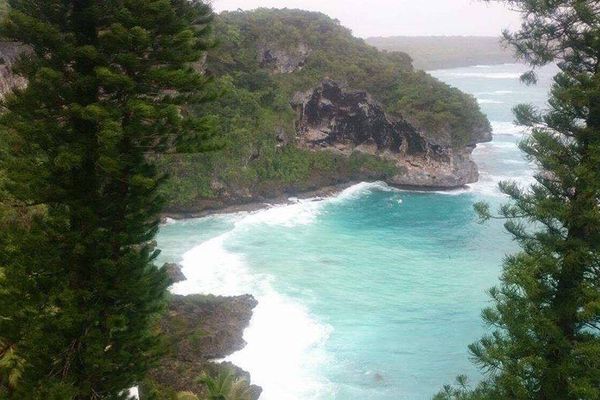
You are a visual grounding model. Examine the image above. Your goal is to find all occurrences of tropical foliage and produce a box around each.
[199,370,254,400]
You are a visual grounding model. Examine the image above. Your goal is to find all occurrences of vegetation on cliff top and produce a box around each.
[161,8,490,212]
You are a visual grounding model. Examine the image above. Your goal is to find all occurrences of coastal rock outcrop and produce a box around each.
[163,263,187,284]
[292,79,491,188]
[258,43,311,73]
[141,294,261,399]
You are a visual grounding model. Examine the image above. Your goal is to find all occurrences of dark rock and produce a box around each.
[292,79,491,188]
[161,294,257,361]
[163,263,186,284]
[258,43,311,74]
[292,79,428,155]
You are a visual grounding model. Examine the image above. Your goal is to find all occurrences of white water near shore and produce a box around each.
[158,63,557,399]
[171,183,398,399]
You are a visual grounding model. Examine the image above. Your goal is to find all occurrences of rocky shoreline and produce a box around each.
[140,265,262,399]
[161,179,472,220]
[161,181,359,220]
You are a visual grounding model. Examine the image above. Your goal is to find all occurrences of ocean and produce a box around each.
[157,63,557,399]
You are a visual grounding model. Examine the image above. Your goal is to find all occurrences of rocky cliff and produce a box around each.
[258,42,311,74]
[292,79,491,188]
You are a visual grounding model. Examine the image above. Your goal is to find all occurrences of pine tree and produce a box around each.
[0,0,213,398]
[436,1,600,399]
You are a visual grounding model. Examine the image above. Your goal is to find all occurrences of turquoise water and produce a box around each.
[157,63,556,399]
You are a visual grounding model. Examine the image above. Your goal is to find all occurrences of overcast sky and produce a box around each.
[209,0,521,38]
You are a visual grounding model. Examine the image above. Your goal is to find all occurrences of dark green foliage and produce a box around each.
[437,1,600,399]
[0,0,212,398]
[433,376,492,400]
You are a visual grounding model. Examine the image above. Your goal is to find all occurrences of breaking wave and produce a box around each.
[491,121,527,136]
[476,90,515,96]
[434,71,521,79]
[170,182,405,400]
[477,98,504,104]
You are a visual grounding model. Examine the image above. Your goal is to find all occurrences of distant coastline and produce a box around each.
[365,36,517,70]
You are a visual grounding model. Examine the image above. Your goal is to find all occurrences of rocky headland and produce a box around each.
[139,264,261,399]
[292,79,491,189]
[156,9,493,216]
[162,76,491,218]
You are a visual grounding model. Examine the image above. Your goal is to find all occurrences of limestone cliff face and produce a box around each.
[258,43,310,74]
[292,79,491,188]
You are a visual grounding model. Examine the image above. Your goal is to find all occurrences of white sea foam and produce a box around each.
[468,169,537,197]
[491,121,527,136]
[476,90,515,96]
[435,71,522,79]
[474,141,519,153]
[330,181,400,203]
[398,186,472,196]
[171,198,343,400]
[236,199,324,228]
[503,159,528,165]
[226,291,335,400]
[161,217,177,225]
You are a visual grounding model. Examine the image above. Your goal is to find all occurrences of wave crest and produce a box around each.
[491,121,527,136]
